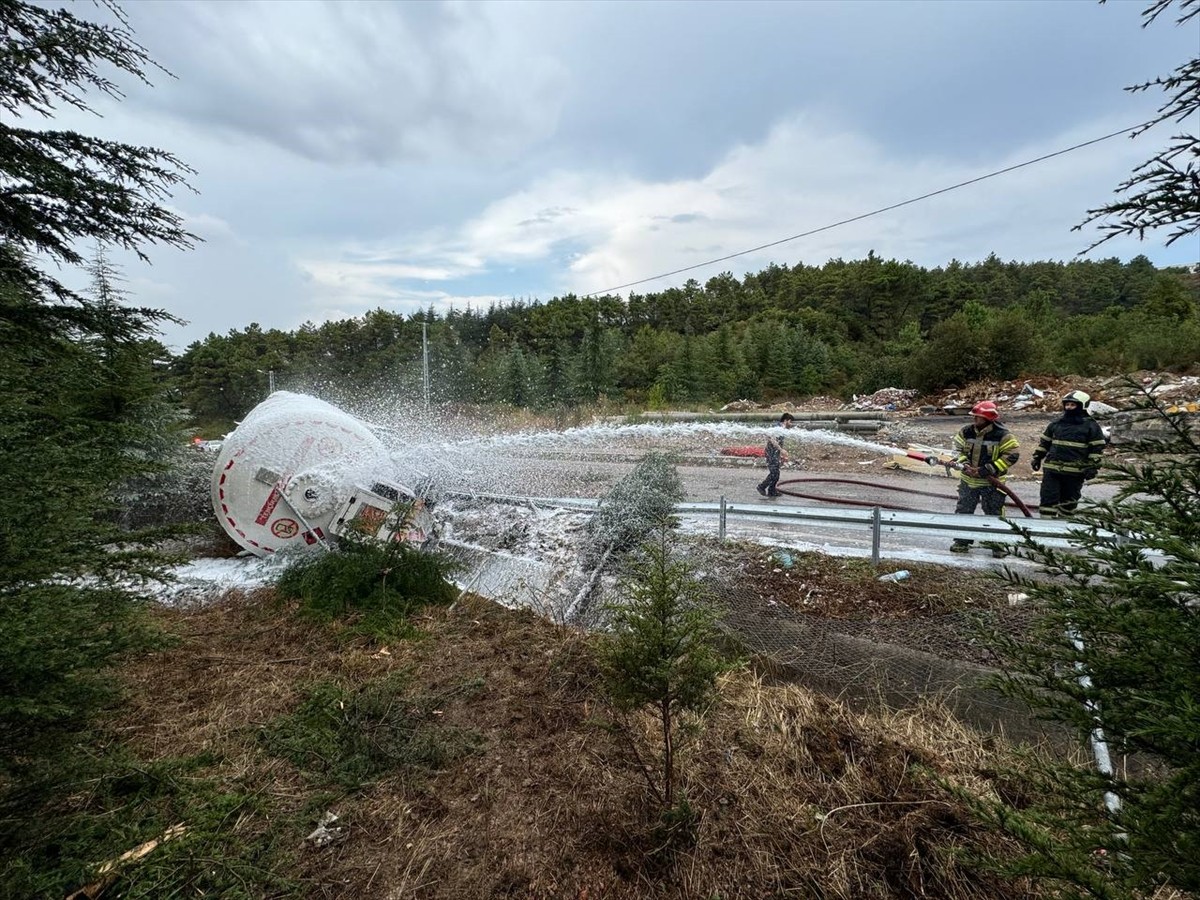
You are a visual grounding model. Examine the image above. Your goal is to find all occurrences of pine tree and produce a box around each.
[0,272,162,771]
[979,383,1200,896]
[0,0,194,781]
[601,522,728,810]
[1077,0,1199,251]
[83,247,197,527]
[1,1,196,315]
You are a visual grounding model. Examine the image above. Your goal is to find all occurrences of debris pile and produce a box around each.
[1122,373,1200,413]
[930,372,1200,415]
[846,388,918,411]
[719,399,760,412]
[717,371,1198,418]
[794,395,845,411]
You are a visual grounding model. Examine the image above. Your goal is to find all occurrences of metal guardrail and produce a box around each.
[445,491,1116,562]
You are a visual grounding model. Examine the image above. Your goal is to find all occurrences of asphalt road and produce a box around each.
[450,448,1118,570]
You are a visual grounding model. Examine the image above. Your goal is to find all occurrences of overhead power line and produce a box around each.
[583,121,1149,297]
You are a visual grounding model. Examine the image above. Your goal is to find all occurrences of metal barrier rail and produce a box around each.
[445,491,1116,562]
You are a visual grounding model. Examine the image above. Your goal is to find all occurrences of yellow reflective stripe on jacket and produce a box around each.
[1035,416,1106,472]
[953,423,1020,483]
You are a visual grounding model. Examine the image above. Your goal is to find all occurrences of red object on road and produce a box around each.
[720,446,766,458]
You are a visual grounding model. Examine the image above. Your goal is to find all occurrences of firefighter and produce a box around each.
[1030,390,1107,517]
[950,400,1020,556]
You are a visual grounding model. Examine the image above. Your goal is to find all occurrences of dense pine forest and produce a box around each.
[174,253,1199,424]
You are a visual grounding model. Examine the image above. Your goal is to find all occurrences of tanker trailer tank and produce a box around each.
[210,391,435,557]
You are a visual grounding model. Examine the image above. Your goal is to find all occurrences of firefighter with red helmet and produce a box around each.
[1030,389,1107,517]
[950,400,1021,555]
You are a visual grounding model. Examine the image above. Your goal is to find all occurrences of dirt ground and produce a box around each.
[735,547,1029,668]
[113,588,1044,899]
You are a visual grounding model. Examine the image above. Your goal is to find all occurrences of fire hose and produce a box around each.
[906,450,1034,518]
[773,482,933,512]
[770,454,1036,517]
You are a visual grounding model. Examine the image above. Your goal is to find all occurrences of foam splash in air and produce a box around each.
[263,388,906,506]
[385,419,903,505]
[398,421,900,461]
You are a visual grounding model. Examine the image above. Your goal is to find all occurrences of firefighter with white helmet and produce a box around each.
[949,400,1021,555]
[1030,389,1107,517]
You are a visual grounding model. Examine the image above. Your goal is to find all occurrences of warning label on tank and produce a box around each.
[271,518,300,539]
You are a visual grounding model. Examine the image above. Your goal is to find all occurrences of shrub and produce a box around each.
[276,533,458,639]
[978,381,1200,896]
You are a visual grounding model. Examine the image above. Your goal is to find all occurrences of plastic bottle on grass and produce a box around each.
[878,570,910,583]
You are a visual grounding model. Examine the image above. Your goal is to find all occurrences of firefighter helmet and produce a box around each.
[1063,390,1091,407]
[970,400,1000,422]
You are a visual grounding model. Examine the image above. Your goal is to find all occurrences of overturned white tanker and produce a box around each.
[210,391,435,557]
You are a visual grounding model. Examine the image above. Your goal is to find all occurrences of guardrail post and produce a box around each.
[871,506,882,565]
[719,495,727,541]
[1069,627,1122,816]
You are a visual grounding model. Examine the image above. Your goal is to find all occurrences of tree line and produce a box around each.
[174,252,1199,425]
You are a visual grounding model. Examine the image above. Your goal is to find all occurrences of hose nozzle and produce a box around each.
[904,450,939,466]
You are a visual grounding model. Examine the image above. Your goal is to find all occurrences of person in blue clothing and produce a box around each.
[1031,389,1107,517]
[757,412,795,498]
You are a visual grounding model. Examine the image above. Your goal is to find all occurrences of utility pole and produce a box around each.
[422,322,430,409]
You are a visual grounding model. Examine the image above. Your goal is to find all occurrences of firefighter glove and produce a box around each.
[1030,457,1041,472]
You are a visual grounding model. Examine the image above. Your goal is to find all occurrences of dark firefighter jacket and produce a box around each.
[953,421,1020,488]
[1032,411,1106,475]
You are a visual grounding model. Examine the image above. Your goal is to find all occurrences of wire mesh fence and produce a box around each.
[695,551,1054,744]
[445,514,1063,746]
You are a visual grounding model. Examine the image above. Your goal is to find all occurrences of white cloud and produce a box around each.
[549,114,1189,291]
[300,111,1186,316]
[295,250,511,322]
[35,0,1195,349]
[302,289,506,324]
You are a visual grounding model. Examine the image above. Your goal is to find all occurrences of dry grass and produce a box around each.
[108,586,1057,899]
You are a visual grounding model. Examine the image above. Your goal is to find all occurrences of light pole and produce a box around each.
[422,322,430,409]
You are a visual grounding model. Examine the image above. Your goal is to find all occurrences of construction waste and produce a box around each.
[846,388,918,411]
[932,372,1200,415]
[715,371,1198,418]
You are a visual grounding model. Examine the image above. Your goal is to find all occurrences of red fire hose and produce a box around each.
[903,450,1034,518]
[774,477,1037,515]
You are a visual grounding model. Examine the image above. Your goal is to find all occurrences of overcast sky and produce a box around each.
[44,0,1200,350]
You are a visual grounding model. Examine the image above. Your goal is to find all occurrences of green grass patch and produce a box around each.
[260,671,484,790]
[0,743,298,900]
[275,535,458,640]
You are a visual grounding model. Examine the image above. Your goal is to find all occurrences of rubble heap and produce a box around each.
[930,372,1200,414]
[846,388,918,411]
